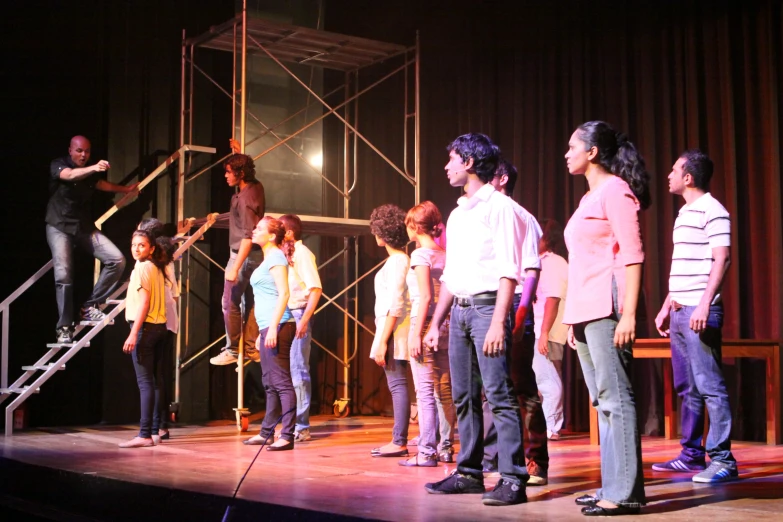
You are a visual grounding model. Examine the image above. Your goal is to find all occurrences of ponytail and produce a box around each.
[576,121,652,210]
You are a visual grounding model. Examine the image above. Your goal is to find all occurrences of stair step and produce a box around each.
[22,364,66,371]
[79,320,115,326]
[106,299,124,305]
[46,342,89,348]
[0,386,40,394]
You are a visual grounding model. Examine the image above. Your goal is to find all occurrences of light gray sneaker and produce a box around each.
[294,428,312,442]
[692,461,739,483]
[210,350,238,366]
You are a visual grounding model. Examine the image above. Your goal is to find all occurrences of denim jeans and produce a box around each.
[129,322,168,439]
[258,322,297,443]
[409,316,455,457]
[154,331,175,431]
[670,303,735,465]
[384,351,410,446]
[290,308,312,431]
[484,295,548,473]
[532,340,565,435]
[573,282,645,507]
[222,249,262,355]
[46,224,126,328]
[449,301,527,485]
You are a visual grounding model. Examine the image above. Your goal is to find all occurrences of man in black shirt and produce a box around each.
[210,148,265,365]
[46,135,138,343]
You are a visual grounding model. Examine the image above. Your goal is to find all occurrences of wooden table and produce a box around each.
[588,338,781,446]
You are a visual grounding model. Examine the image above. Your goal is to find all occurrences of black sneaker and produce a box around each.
[425,470,485,495]
[56,326,74,344]
[482,478,527,506]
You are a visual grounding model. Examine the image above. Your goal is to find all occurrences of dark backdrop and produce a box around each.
[1,0,781,441]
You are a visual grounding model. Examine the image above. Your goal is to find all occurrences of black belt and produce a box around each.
[453,291,497,307]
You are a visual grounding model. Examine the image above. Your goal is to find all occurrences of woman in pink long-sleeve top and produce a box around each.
[563,121,650,517]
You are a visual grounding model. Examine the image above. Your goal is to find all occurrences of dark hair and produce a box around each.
[576,121,651,210]
[138,217,165,237]
[260,216,286,245]
[538,218,567,259]
[279,214,303,241]
[446,133,500,183]
[405,201,443,239]
[138,217,177,266]
[494,158,518,196]
[679,149,714,191]
[370,204,409,250]
[131,230,169,270]
[224,153,257,182]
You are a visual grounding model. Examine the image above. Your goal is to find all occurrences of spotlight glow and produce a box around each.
[309,153,323,168]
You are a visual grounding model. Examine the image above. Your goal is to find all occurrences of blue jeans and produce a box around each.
[222,250,261,355]
[573,283,645,507]
[258,322,297,442]
[384,353,410,446]
[484,294,548,472]
[129,322,168,439]
[46,224,126,328]
[670,303,735,465]
[290,308,312,431]
[449,302,527,485]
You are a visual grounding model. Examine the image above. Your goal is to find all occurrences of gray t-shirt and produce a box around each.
[229,181,265,251]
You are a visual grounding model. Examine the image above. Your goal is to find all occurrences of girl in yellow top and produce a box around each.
[119,229,169,448]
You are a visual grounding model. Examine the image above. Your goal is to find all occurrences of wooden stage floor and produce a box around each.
[1,415,782,521]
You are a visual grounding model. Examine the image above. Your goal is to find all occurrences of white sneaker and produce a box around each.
[210,350,238,366]
[294,429,312,442]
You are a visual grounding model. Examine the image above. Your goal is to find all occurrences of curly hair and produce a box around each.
[370,204,409,250]
[405,201,443,239]
[131,230,169,270]
[224,153,257,182]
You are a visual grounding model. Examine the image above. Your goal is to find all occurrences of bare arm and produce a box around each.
[537,296,560,355]
[409,265,432,358]
[226,238,254,282]
[263,264,291,348]
[655,292,671,337]
[295,287,322,339]
[123,288,150,353]
[513,268,540,335]
[483,277,516,357]
[690,246,730,332]
[96,179,138,193]
[59,161,107,182]
[423,283,454,350]
[614,263,642,347]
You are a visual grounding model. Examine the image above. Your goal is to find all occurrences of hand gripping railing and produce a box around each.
[0,145,215,403]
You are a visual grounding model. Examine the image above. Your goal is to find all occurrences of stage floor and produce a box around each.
[2,415,783,521]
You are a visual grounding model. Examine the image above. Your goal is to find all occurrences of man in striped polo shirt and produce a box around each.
[652,149,738,483]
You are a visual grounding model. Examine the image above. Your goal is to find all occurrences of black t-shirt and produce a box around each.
[45,156,99,235]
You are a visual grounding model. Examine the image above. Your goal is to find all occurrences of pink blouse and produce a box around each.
[563,176,644,325]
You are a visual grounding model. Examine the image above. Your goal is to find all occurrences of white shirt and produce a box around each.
[441,183,525,296]
[287,240,322,310]
[533,252,568,343]
[407,247,445,319]
[669,192,731,306]
[164,263,180,334]
[371,253,411,361]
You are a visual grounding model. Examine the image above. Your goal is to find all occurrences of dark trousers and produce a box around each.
[130,322,168,438]
[484,294,549,472]
[258,322,297,442]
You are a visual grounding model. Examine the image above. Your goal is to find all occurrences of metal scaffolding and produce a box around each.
[179,4,420,426]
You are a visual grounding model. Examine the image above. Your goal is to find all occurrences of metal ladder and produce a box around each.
[1,287,128,437]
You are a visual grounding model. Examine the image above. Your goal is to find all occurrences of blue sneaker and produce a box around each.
[652,458,706,472]
[692,461,739,483]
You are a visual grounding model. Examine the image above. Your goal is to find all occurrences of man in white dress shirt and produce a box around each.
[423,133,528,506]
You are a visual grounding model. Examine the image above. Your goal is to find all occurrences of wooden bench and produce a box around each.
[588,338,781,446]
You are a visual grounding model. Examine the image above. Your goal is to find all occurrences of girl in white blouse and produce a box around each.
[368,204,411,458]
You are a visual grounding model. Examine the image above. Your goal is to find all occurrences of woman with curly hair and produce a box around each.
[368,204,412,458]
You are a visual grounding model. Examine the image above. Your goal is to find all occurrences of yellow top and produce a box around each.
[125,260,166,324]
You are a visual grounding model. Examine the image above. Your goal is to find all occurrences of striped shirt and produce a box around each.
[669,193,730,306]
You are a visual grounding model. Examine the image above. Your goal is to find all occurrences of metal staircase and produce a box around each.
[0,145,216,436]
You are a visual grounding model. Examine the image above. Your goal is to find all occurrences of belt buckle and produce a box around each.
[455,296,471,307]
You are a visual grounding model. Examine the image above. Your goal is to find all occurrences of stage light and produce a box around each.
[309,153,323,168]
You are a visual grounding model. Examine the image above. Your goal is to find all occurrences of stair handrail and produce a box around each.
[0,144,216,390]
